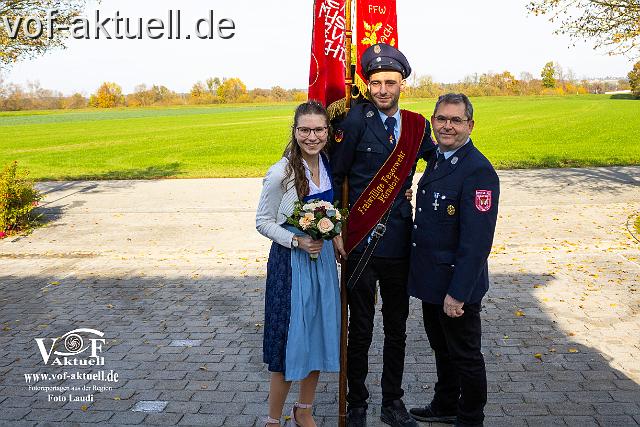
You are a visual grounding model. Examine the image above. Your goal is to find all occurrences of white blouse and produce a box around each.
[302,156,331,195]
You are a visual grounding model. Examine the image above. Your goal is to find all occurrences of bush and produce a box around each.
[0,161,42,238]
[63,93,88,109]
[293,91,308,102]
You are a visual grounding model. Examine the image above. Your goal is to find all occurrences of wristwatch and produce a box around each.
[291,236,299,248]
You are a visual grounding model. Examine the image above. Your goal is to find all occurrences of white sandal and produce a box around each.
[263,415,280,426]
[289,402,313,426]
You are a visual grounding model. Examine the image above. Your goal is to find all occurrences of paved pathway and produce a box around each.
[1,167,639,426]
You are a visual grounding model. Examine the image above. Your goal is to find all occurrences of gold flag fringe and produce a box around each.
[327,97,347,121]
[353,74,369,100]
[327,75,371,121]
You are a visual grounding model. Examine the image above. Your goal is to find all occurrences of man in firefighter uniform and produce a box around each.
[331,43,434,427]
[408,93,499,427]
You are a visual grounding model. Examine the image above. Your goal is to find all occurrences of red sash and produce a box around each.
[345,110,426,254]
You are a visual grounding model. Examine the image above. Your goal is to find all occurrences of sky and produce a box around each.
[4,0,637,95]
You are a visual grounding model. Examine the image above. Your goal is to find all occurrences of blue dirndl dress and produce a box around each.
[263,159,341,381]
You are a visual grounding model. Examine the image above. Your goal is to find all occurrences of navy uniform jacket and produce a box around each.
[331,102,434,258]
[408,140,499,304]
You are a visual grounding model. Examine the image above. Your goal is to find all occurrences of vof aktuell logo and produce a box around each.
[26,328,118,405]
[35,328,106,366]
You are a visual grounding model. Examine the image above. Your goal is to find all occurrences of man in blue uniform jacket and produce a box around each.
[408,93,499,427]
[331,43,433,427]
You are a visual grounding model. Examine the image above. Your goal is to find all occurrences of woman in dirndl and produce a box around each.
[256,100,345,427]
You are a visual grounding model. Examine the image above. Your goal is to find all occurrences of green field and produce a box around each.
[1,95,638,180]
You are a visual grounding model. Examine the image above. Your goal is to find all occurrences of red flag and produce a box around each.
[308,0,347,107]
[355,1,399,95]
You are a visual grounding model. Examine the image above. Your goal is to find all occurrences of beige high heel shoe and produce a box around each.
[263,415,280,426]
[289,402,312,426]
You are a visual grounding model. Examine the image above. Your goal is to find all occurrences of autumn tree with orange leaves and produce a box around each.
[629,61,640,98]
[89,82,124,108]
[217,78,247,103]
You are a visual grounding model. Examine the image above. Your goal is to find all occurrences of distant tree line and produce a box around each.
[406,61,632,98]
[1,60,638,111]
[186,77,307,105]
[0,76,308,111]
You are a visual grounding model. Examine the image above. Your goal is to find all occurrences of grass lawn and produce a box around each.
[1,95,639,180]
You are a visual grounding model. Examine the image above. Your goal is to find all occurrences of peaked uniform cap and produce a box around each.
[361,43,411,80]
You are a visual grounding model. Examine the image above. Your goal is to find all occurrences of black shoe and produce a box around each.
[381,400,418,427]
[346,407,366,427]
[409,403,457,424]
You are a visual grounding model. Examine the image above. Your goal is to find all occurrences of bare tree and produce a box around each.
[553,61,565,83]
[519,71,534,82]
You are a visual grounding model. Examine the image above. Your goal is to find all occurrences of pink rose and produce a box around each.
[318,217,334,233]
[0,231,6,239]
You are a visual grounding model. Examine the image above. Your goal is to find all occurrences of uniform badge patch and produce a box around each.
[374,44,382,54]
[366,111,374,118]
[447,205,455,216]
[334,129,344,143]
[475,190,492,212]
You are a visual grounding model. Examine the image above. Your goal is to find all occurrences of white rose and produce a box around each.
[317,217,335,233]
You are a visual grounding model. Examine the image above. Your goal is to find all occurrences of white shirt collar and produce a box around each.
[378,108,401,128]
[302,156,331,194]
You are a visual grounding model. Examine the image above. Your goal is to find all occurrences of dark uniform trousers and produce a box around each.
[346,255,410,409]
[422,302,487,425]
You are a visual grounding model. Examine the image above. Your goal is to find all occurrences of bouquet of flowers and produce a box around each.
[286,199,349,260]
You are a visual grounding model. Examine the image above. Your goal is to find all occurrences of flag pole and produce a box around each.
[339,1,353,426]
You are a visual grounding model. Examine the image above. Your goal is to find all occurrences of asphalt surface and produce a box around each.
[1,166,639,426]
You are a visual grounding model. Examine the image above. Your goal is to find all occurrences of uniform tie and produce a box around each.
[434,151,445,170]
[384,116,397,145]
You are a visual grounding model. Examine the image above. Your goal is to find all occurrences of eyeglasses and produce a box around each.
[433,116,471,126]
[296,126,328,138]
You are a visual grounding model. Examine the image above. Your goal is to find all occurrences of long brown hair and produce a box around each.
[282,100,330,199]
